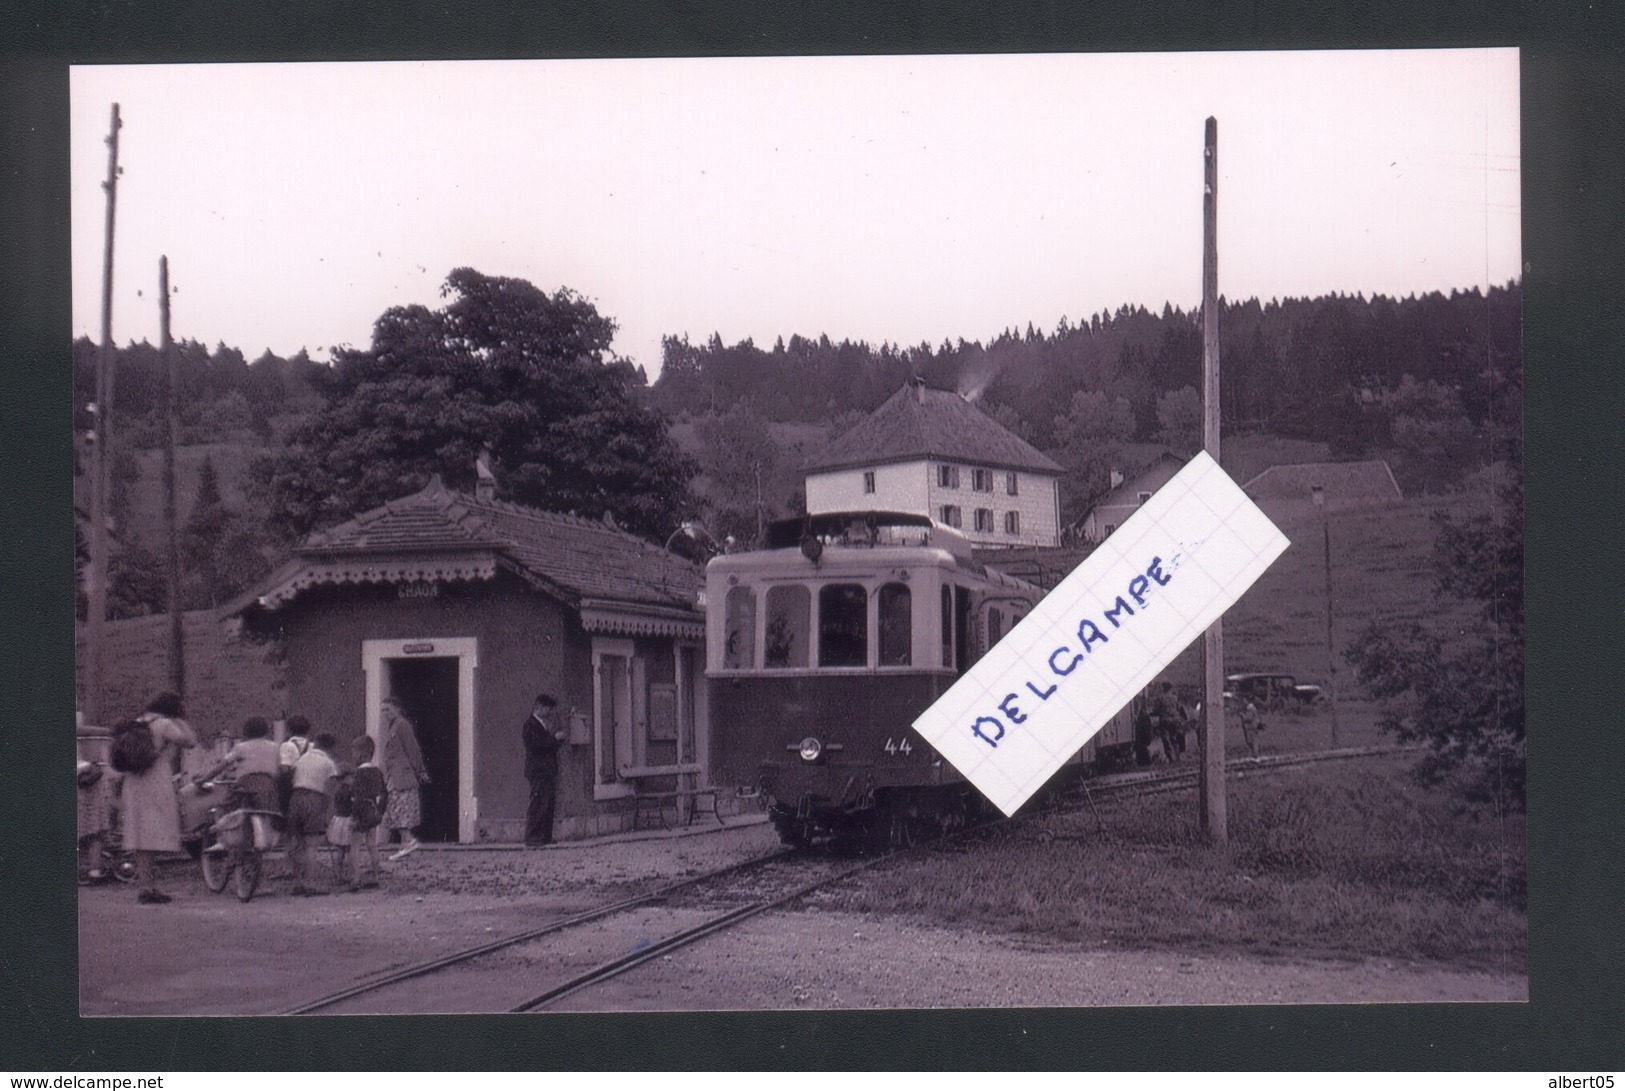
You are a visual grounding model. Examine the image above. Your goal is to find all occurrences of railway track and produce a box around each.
[278,744,1408,1014]
[279,848,889,1014]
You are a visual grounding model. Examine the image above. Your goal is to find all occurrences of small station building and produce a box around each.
[227,477,708,843]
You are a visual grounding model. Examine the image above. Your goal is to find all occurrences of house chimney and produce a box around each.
[474,450,497,501]
[910,375,926,404]
[1109,468,1125,489]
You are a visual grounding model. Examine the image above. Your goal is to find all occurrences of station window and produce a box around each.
[1006,472,1019,496]
[862,470,876,494]
[723,585,755,669]
[940,504,962,528]
[763,585,810,669]
[1004,510,1021,535]
[937,464,960,489]
[974,508,994,533]
[971,468,994,492]
[818,584,868,668]
[878,583,912,666]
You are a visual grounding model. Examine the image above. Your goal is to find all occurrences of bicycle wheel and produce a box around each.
[200,844,232,893]
[233,849,261,902]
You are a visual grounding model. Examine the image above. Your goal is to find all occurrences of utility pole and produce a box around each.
[85,102,122,726]
[1197,116,1227,845]
[160,256,186,699]
[1321,503,1340,748]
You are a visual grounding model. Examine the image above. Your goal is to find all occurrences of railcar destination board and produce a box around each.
[912,451,1291,816]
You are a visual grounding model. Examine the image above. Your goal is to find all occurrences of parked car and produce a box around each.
[1223,672,1324,709]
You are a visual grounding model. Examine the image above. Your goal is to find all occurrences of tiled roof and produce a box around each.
[803,381,1064,475]
[1243,460,1403,503]
[292,477,704,611]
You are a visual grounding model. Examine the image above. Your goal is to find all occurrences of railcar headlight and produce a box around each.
[798,736,823,762]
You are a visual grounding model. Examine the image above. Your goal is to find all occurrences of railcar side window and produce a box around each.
[818,584,868,668]
[940,585,953,668]
[987,606,1004,646]
[724,586,755,669]
[764,585,810,669]
[878,583,912,666]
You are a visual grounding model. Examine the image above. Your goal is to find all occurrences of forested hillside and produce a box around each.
[75,280,1520,617]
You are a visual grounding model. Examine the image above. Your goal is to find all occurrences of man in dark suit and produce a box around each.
[523,693,567,846]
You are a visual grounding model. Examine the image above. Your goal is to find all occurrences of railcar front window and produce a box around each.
[724,586,755,669]
[819,584,868,667]
[764,585,810,669]
[878,583,912,666]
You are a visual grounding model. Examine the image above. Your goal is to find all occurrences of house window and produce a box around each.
[971,468,994,492]
[862,470,876,494]
[1103,523,1117,536]
[937,464,960,489]
[1004,511,1021,535]
[763,585,810,669]
[1006,472,1019,496]
[940,504,962,528]
[818,584,868,668]
[723,585,755,669]
[974,508,994,533]
[878,583,912,666]
[1138,491,1153,505]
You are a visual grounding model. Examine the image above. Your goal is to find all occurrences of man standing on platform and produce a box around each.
[523,693,567,847]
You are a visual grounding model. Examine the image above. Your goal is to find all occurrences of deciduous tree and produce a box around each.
[255,268,694,541]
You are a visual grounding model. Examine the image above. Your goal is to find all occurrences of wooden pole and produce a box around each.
[160,256,186,699]
[85,102,122,726]
[1198,116,1227,845]
[1323,515,1339,748]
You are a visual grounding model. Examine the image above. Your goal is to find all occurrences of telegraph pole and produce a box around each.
[85,103,122,726]
[160,256,186,699]
[1197,116,1228,845]
[1322,511,1340,748]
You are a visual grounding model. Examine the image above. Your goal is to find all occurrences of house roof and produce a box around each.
[803,380,1064,475]
[1242,459,1403,503]
[1080,451,1188,516]
[232,477,705,617]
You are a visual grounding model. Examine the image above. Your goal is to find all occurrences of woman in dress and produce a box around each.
[379,696,428,860]
[120,692,197,904]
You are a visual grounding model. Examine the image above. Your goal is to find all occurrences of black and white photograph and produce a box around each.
[69,49,1525,1017]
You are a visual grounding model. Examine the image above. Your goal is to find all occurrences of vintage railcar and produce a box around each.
[706,511,1136,849]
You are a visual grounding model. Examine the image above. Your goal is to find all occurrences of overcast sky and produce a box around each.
[70,50,1519,378]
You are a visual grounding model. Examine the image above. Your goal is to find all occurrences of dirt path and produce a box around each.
[78,819,1524,1016]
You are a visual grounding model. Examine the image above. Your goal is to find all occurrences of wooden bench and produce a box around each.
[618,764,725,831]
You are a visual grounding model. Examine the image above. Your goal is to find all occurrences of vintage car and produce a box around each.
[1223,672,1324,708]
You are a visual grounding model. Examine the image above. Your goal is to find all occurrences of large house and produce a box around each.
[802,378,1064,548]
[227,476,709,843]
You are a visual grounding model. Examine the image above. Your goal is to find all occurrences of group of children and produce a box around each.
[203,717,390,895]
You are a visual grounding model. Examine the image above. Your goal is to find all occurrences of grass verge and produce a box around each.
[816,754,1525,975]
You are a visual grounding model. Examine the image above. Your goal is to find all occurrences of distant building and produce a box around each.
[1076,451,1186,544]
[227,476,709,843]
[802,378,1064,548]
[1242,459,1403,519]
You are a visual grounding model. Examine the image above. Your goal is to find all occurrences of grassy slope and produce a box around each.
[826,753,1526,972]
[76,611,285,737]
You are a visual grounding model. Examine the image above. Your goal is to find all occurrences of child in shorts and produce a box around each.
[345,735,388,890]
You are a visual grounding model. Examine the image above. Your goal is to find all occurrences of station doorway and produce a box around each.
[385,656,460,842]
